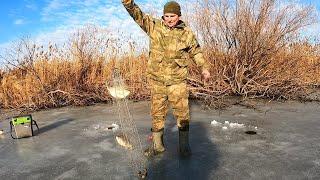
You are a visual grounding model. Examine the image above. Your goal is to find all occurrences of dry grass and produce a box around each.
[0,0,320,111]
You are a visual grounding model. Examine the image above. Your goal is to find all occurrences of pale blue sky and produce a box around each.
[0,0,319,50]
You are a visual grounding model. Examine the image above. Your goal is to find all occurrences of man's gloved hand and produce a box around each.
[202,69,210,82]
[122,0,133,4]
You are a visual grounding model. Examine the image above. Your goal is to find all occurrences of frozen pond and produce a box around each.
[0,100,319,179]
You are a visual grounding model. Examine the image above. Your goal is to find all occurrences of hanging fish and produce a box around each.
[115,134,133,150]
[107,86,130,99]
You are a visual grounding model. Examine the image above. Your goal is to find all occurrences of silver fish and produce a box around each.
[115,134,133,150]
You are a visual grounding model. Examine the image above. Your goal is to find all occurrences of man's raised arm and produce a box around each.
[122,0,155,35]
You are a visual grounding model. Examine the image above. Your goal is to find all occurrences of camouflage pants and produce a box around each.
[150,80,189,131]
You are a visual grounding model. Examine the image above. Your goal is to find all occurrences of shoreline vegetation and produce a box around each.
[0,0,319,112]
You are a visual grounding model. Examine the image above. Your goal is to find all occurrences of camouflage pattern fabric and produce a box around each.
[150,80,189,131]
[122,0,208,131]
[122,0,209,85]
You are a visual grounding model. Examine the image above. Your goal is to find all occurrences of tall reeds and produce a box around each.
[0,0,319,111]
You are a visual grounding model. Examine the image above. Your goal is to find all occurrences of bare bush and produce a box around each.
[190,0,317,100]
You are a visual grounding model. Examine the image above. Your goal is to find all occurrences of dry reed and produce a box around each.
[0,0,319,111]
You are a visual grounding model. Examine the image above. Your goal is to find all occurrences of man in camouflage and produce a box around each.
[122,0,210,157]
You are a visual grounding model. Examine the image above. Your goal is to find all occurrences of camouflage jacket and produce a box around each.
[123,1,209,85]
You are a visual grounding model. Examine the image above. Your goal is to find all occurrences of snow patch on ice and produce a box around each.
[210,120,248,130]
[111,123,119,132]
[210,120,222,126]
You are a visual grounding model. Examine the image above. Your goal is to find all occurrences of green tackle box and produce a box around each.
[10,114,39,139]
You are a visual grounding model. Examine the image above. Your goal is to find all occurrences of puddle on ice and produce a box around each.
[245,130,257,135]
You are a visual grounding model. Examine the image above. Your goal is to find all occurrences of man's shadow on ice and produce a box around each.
[147,113,220,180]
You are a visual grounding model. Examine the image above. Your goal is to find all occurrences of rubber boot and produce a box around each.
[179,126,192,157]
[144,129,165,157]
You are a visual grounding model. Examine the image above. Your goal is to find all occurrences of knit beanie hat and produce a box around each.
[163,1,181,16]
